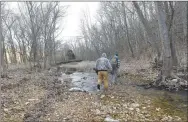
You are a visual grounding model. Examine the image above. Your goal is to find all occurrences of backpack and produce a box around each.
[111,56,118,65]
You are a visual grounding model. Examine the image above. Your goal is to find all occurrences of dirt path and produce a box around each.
[1,61,187,122]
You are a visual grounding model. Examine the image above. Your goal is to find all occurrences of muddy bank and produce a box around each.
[117,71,187,105]
[115,74,187,121]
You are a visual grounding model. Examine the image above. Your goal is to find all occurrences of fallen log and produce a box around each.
[55,59,83,65]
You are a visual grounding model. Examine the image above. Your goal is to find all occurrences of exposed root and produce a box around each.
[149,71,188,91]
[151,58,163,70]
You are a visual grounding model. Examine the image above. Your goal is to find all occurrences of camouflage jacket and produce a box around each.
[95,53,112,71]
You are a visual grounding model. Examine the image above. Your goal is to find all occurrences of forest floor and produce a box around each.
[1,60,188,122]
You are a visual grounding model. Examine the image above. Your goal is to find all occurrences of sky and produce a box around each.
[8,2,99,40]
[8,2,99,41]
[59,2,99,38]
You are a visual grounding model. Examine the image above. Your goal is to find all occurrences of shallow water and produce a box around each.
[67,72,187,101]
[69,72,98,93]
[68,72,116,93]
[136,85,188,101]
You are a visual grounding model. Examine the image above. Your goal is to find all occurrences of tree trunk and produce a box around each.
[187,2,188,42]
[43,42,48,69]
[155,2,173,79]
[133,2,162,60]
[142,2,148,20]
[165,2,178,67]
[9,31,17,63]
[2,36,8,67]
[169,29,178,67]
[4,19,17,63]
[122,2,134,58]
[0,2,2,120]
[22,40,27,64]
[53,33,56,64]
[48,37,53,66]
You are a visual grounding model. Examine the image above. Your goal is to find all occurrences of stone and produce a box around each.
[145,100,151,104]
[156,107,161,111]
[25,102,30,105]
[104,115,119,122]
[136,108,140,112]
[167,116,172,121]
[147,105,150,108]
[69,87,85,92]
[63,118,69,120]
[138,114,145,119]
[161,117,168,121]
[161,116,173,121]
[123,104,127,108]
[4,108,9,113]
[96,109,101,115]
[171,79,178,83]
[174,116,182,121]
[145,114,151,118]
[131,103,140,108]
[141,111,147,114]
[180,80,188,86]
[128,108,134,111]
[28,98,39,101]
[100,95,105,99]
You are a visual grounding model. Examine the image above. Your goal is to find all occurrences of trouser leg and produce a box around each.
[111,64,116,83]
[112,73,115,83]
[114,68,117,82]
[103,71,108,90]
[112,66,118,84]
[97,71,102,90]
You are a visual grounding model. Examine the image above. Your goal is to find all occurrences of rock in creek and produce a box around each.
[104,115,120,122]
[69,87,86,92]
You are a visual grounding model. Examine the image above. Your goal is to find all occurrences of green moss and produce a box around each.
[110,113,123,119]
[4,114,23,122]
[151,97,187,121]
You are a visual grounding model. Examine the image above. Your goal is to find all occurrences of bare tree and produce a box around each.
[0,2,2,74]
[133,2,161,60]
[40,2,67,68]
[0,2,8,76]
[9,2,68,69]
[187,2,188,43]
[150,2,187,89]
[3,16,17,63]
[164,2,178,67]
[155,2,173,81]
[0,2,2,119]
[121,2,134,58]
